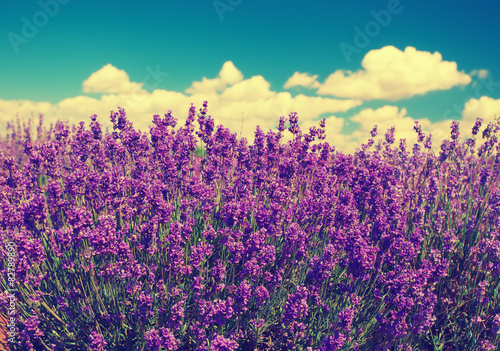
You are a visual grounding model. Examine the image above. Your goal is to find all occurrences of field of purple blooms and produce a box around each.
[1,101,500,351]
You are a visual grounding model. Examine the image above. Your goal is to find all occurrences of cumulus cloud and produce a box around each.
[185,61,244,95]
[461,96,500,137]
[286,46,471,101]
[324,105,462,155]
[0,61,362,147]
[284,72,321,89]
[3,58,495,156]
[0,99,54,118]
[341,106,429,153]
[82,64,144,94]
[221,75,276,101]
[328,98,500,155]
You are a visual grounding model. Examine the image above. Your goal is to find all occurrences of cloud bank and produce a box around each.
[0,46,497,155]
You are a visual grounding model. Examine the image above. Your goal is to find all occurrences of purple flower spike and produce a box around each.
[472,117,483,135]
[210,335,239,351]
[385,126,396,145]
[89,331,108,351]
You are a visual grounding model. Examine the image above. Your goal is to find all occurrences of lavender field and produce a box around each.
[1,102,499,350]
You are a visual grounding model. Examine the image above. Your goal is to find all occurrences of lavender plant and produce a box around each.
[0,102,499,351]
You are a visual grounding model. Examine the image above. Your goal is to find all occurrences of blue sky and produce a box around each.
[1,0,500,153]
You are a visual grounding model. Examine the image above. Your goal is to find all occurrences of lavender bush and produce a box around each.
[1,102,499,351]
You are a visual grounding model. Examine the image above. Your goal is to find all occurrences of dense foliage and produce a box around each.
[1,102,500,350]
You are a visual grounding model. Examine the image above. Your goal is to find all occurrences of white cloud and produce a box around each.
[461,96,500,137]
[325,105,462,155]
[284,72,321,89]
[0,61,362,146]
[3,58,496,156]
[286,46,471,101]
[221,75,276,101]
[328,98,500,155]
[342,106,429,153]
[82,64,144,94]
[185,61,244,95]
[0,99,54,118]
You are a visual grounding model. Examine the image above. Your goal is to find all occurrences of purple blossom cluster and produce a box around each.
[0,105,499,350]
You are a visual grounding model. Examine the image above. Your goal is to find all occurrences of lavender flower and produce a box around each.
[210,335,239,351]
[2,103,500,350]
[89,331,108,351]
[450,121,460,141]
[385,126,396,145]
